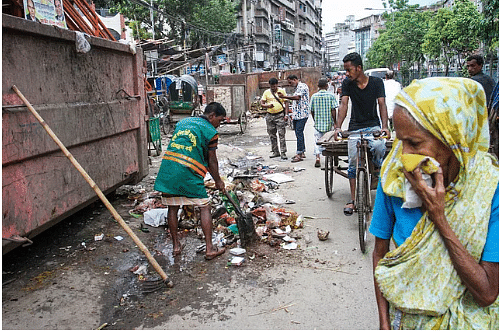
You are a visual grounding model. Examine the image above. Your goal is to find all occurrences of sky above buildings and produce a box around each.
[322,0,438,34]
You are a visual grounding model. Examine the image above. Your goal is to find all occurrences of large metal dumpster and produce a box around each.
[2,14,149,253]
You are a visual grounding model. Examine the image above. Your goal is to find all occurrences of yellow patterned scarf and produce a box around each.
[375,78,498,329]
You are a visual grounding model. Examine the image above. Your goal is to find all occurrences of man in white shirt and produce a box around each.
[383,71,402,130]
[327,76,336,95]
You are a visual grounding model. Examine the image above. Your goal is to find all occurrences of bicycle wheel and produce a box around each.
[324,155,334,197]
[161,113,171,135]
[239,112,248,133]
[356,169,370,253]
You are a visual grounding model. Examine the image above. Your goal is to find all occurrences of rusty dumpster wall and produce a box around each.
[2,14,148,252]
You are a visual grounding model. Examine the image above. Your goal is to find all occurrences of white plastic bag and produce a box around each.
[143,208,169,227]
[263,204,280,228]
[75,31,91,53]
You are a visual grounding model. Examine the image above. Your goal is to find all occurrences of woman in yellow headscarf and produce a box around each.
[369,77,498,329]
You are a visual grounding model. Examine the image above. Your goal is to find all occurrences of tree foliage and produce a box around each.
[422,0,482,75]
[366,1,429,84]
[95,0,237,46]
[480,0,499,72]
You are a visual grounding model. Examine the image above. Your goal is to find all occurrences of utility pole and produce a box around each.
[242,0,248,43]
[150,0,154,40]
[243,0,250,73]
[205,51,209,88]
[270,15,274,70]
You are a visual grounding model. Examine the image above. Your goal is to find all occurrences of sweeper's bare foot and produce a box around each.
[173,241,182,256]
[205,247,226,260]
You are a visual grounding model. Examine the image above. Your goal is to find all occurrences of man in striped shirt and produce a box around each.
[310,78,338,168]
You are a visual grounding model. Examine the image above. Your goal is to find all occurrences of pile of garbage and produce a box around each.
[117,146,306,251]
[250,96,267,117]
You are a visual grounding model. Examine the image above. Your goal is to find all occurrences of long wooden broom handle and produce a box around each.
[12,85,168,282]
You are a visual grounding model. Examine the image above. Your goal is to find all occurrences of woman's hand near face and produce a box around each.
[403,167,446,222]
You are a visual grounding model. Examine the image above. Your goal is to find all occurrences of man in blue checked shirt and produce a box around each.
[310,78,338,168]
[278,74,310,163]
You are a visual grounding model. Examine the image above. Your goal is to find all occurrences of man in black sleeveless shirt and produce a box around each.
[333,52,391,216]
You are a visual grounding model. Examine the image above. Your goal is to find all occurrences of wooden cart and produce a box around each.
[206,84,248,134]
[317,131,393,198]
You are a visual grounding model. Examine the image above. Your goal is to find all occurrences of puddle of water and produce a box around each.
[153,232,202,271]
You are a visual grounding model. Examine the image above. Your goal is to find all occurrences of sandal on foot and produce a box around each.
[314,159,321,168]
[291,155,303,163]
[205,247,226,260]
[343,200,355,216]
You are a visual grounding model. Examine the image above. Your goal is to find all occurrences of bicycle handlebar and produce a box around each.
[338,130,386,139]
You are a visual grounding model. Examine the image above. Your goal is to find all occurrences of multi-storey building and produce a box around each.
[324,15,355,72]
[233,0,323,72]
[353,14,383,62]
[442,0,482,11]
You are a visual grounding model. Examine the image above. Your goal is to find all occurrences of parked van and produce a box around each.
[365,68,390,79]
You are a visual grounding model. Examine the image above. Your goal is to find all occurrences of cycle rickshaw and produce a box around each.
[317,130,393,253]
[154,75,201,135]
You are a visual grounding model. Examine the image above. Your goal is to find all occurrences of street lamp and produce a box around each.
[364,7,394,24]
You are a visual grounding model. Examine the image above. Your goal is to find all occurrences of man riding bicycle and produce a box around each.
[333,52,391,216]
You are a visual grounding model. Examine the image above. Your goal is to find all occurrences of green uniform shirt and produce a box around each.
[154,116,218,198]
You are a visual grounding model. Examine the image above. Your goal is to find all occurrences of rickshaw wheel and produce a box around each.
[356,169,371,253]
[239,112,248,133]
[324,156,334,197]
[161,114,171,135]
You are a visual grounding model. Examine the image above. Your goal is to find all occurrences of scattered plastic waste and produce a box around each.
[229,256,245,266]
[75,31,91,53]
[130,198,161,214]
[250,179,267,192]
[196,244,206,253]
[131,265,148,275]
[295,215,304,228]
[94,234,104,241]
[259,192,286,204]
[246,155,264,161]
[262,173,294,184]
[143,208,169,227]
[263,204,281,228]
[129,212,142,218]
[317,230,330,241]
[229,248,246,256]
[227,224,239,235]
[281,242,298,250]
[283,235,296,242]
[114,236,124,241]
[255,226,267,237]
[212,232,227,247]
